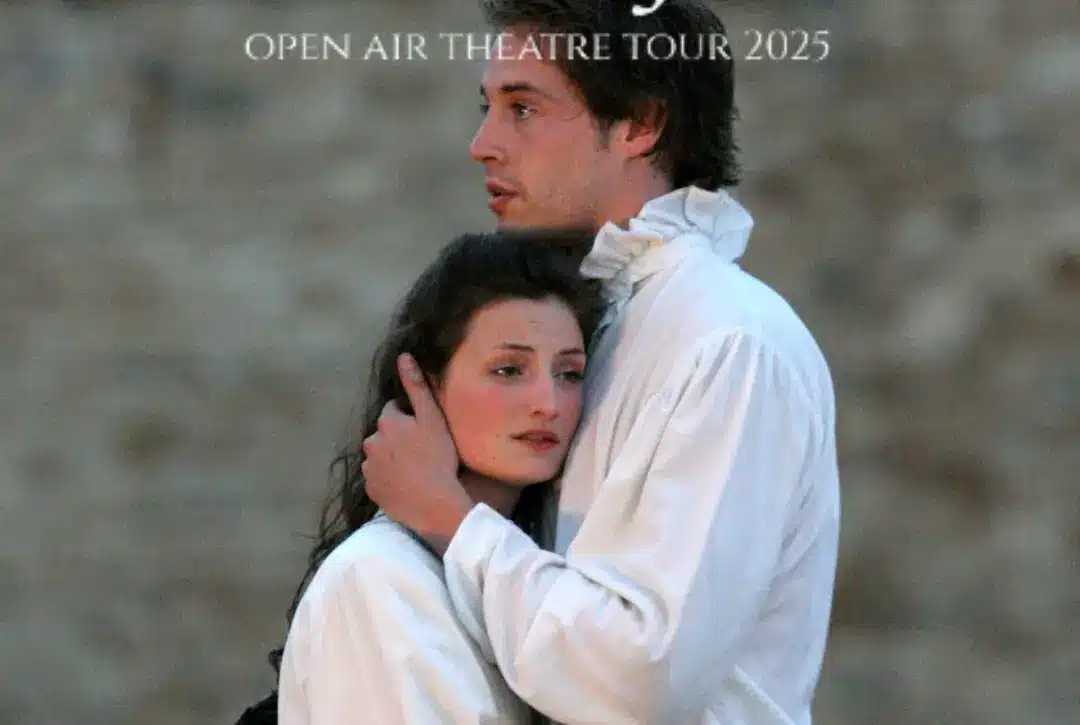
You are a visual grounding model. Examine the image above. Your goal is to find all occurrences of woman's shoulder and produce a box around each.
[300,517,444,609]
[334,516,434,562]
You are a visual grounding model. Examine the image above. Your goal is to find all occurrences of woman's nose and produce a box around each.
[528,378,558,419]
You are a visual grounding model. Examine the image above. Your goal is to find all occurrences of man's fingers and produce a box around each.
[378,400,402,431]
[397,353,441,425]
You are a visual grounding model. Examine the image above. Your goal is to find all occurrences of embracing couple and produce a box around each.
[246,1,840,723]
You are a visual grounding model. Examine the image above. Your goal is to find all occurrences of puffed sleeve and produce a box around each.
[442,330,830,724]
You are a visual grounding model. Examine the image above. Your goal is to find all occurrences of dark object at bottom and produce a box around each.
[234,690,277,725]
[234,647,282,724]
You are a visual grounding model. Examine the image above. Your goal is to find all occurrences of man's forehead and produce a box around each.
[479,55,567,98]
[478,29,576,88]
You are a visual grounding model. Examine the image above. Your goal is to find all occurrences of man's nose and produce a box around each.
[469,114,505,164]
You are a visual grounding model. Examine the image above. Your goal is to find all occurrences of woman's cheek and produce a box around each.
[451,386,511,454]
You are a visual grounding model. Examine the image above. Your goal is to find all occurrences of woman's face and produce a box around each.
[436,296,587,485]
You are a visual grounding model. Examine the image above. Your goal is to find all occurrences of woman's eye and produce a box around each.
[558,370,585,383]
[493,365,522,378]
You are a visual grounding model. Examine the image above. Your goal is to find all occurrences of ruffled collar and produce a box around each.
[579,185,754,318]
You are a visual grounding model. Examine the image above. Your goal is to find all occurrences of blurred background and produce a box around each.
[2,1,1078,723]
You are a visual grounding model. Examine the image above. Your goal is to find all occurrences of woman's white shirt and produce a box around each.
[278,516,530,725]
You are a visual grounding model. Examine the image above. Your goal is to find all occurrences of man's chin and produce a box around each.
[493,205,547,230]
[493,205,597,233]
[495,215,530,229]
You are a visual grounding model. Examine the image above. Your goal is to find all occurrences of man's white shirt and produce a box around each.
[442,186,841,725]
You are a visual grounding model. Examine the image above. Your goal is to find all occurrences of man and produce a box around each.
[362,1,840,723]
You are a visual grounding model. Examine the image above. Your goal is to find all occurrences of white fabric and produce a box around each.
[278,516,531,725]
[443,186,841,725]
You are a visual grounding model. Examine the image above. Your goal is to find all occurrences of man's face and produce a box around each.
[470,32,620,230]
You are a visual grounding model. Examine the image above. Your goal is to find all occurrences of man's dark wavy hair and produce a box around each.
[481,0,741,189]
[234,228,606,725]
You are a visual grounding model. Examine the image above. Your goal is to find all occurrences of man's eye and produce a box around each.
[512,102,534,119]
[478,101,490,115]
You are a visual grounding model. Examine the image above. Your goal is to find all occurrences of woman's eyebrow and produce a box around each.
[496,343,585,356]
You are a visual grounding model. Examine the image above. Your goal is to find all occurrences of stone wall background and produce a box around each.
[2,1,1078,723]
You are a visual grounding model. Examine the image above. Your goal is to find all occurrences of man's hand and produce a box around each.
[362,353,475,555]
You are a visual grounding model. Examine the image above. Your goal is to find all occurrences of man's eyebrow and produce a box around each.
[480,82,555,101]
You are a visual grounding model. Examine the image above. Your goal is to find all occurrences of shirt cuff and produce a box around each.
[444,501,508,573]
[442,502,511,662]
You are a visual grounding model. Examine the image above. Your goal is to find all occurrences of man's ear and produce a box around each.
[611,100,666,159]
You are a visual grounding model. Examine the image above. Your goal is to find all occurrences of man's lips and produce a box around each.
[485,180,516,198]
[486,181,518,213]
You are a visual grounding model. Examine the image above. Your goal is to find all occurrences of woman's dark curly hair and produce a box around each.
[234,229,606,725]
[480,0,741,190]
[286,227,605,622]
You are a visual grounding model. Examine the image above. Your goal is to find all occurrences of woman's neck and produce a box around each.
[459,470,521,517]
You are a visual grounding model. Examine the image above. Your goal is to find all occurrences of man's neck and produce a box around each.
[596,174,675,231]
[459,470,521,517]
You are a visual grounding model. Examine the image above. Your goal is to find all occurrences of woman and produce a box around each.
[238,228,605,725]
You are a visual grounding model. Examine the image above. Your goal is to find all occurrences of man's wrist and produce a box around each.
[422,480,474,557]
